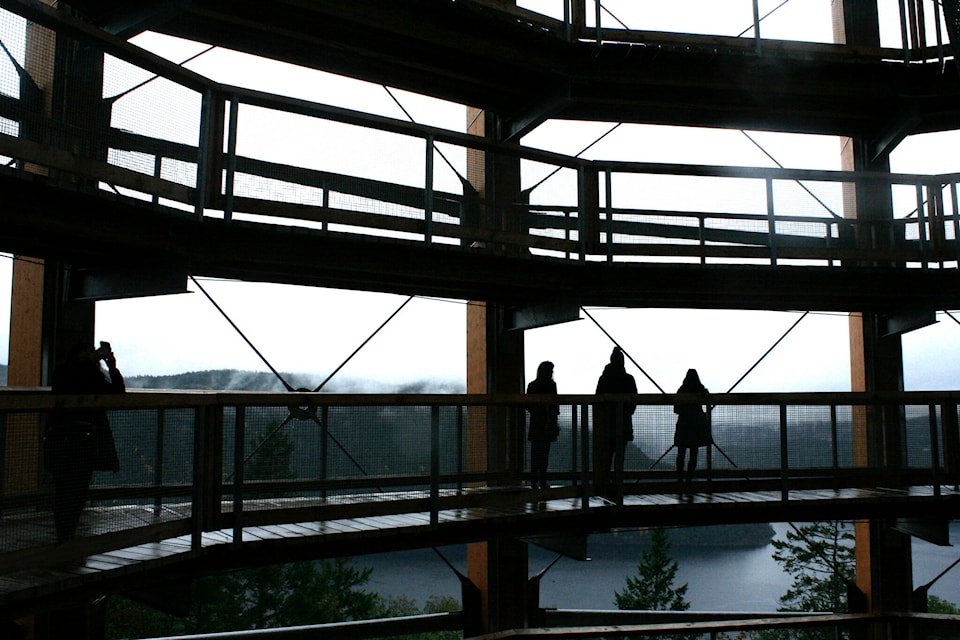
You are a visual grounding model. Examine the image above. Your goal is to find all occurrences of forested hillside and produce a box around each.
[126,369,464,393]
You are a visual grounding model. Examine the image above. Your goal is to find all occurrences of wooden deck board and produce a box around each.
[0,484,957,611]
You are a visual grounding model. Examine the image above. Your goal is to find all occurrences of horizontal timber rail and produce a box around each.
[0,389,957,553]
[0,388,958,616]
[2,3,960,274]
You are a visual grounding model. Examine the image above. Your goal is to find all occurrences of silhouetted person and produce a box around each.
[593,347,637,496]
[674,368,710,483]
[45,341,124,543]
[526,361,559,490]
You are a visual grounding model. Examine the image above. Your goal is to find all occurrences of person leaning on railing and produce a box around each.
[45,341,125,543]
[593,347,637,497]
[526,360,559,490]
[673,368,710,485]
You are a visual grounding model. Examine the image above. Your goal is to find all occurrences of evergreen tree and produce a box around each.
[107,558,386,637]
[772,521,855,613]
[615,527,690,611]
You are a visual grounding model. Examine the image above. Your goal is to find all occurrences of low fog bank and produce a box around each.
[125,368,465,394]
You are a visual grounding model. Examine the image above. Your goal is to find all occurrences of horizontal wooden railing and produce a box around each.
[2,3,960,269]
[0,388,957,566]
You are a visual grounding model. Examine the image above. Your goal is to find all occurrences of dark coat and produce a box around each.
[47,357,125,473]
[673,380,710,448]
[595,363,638,441]
[526,377,559,443]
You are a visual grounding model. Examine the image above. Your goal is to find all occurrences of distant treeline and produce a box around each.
[126,368,465,394]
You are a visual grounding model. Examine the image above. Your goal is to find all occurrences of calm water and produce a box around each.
[364,522,960,612]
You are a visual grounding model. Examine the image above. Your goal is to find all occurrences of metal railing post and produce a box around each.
[928,404,942,497]
[916,182,929,268]
[320,405,329,500]
[766,177,777,265]
[425,135,434,245]
[830,405,839,472]
[431,404,440,526]
[232,405,246,546]
[191,406,206,550]
[192,403,224,550]
[153,409,165,517]
[605,169,614,263]
[457,404,465,494]
[950,182,960,265]
[581,403,591,509]
[779,404,789,501]
[223,96,239,222]
[570,403,579,487]
[752,0,762,55]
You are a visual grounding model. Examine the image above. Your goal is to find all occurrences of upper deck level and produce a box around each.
[3,1,960,314]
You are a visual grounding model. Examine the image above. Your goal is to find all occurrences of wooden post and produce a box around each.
[465,108,529,635]
[834,1,915,619]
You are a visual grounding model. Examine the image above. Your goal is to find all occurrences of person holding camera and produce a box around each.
[46,341,124,543]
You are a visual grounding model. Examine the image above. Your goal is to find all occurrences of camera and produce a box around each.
[95,341,112,360]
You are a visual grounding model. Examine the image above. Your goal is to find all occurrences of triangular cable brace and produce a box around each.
[527,123,622,194]
[106,44,216,103]
[190,275,296,392]
[740,131,843,221]
[581,306,665,393]
[382,86,465,184]
[919,554,960,592]
[312,295,414,392]
[736,0,792,37]
[724,311,809,394]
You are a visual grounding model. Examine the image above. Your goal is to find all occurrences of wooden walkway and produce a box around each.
[0,484,957,617]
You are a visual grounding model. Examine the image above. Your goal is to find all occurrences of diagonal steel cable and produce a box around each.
[581,306,665,393]
[527,123,622,194]
[106,44,216,102]
[382,85,465,183]
[737,0,793,37]
[740,131,843,220]
[725,311,809,393]
[190,275,296,391]
[312,295,413,391]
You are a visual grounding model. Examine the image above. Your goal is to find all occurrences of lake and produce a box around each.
[363,522,960,612]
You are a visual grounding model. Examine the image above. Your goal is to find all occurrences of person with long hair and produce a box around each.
[526,361,559,489]
[673,368,710,484]
[594,347,637,496]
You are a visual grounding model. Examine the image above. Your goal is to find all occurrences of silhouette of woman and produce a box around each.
[594,347,637,496]
[526,361,559,489]
[673,368,710,483]
[45,341,124,542]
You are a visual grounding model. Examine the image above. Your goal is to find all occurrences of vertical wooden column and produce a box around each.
[465,107,529,635]
[8,8,104,638]
[6,4,58,500]
[834,0,914,618]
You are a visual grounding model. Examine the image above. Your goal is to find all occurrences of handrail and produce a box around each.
[3,3,960,269]
[0,388,955,597]
[4,387,960,407]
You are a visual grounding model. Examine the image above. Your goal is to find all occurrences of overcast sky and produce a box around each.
[2,1,959,394]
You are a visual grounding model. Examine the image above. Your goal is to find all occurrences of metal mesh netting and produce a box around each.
[222,404,470,508]
[0,408,195,550]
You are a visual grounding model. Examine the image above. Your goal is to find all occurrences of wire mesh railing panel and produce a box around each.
[612,173,768,216]
[786,405,842,469]
[160,408,196,486]
[905,404,939,469]
[632,405,676,472]
[0,9,26,101]
[105,57,202,147]
[712,405,782,470]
